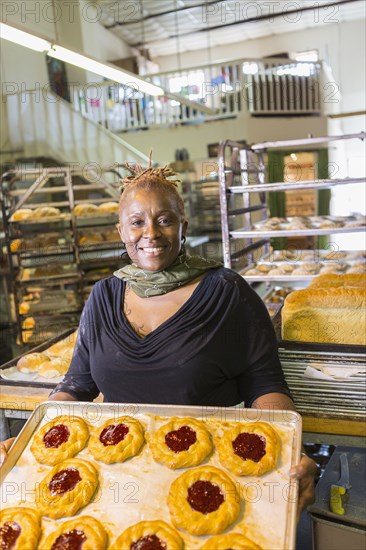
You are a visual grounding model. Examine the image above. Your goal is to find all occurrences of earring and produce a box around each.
[181,235,186,244]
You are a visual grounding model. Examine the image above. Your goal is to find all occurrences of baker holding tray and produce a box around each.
[0,158,317,543]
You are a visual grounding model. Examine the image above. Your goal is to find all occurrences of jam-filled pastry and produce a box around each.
[216,422,280,476]
[88,416,145,464]
[200,533,262,549]
[39,516,108,550]
[0,507,41,550]
[37,458,99,519]
[30,415,89,465]
[168,465,240,536]
[149,417,213,469]
[111,520,183,550]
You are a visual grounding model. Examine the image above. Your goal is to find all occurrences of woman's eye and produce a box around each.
[159,218,171,225]
[131,220,143,226]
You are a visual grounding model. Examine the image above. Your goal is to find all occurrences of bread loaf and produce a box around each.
[33,206,61,218]
[73,203,99,215]
[281,287,366,345]
[11,209,34,221]
[98,201,119,214]
[310,273,366,288]
[17,352,50,373]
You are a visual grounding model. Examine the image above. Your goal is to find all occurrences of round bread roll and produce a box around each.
[11,209,34,221]
[17,352,51,373]
[47,340,74,357]
[73,203,99,216]
[33,206,61,218]
[256,264,272,273]
[244,269,260,276]
[38,357,70,378]
[98,201,119,214]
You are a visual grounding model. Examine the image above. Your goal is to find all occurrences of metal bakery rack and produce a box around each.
[218,132,366,280]
[1,164,125,345]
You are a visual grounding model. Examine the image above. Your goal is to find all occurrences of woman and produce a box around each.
[0,160,317,518]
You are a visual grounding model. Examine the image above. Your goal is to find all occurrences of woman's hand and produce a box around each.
[0,437,15,466]
[290,453,318,522]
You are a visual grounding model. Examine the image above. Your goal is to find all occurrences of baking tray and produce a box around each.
[19,265,80,283]
[9,213,71,224]
[0,402,302,549]
[0,328,77,388]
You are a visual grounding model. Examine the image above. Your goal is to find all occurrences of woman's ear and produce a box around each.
[182,219,188,236]
[116,223,124,242]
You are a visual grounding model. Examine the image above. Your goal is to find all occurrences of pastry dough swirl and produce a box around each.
[37,458,99,519]
[88,416,145,464]
[0,507,41,550]
[30,415,89,466]
[149,417,212,469]
[216,422,280,476]
[39,516,108,550]
[111,520,183,550]
[168,465,240,535]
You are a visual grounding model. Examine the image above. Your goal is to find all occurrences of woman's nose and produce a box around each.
[143,221,161,239]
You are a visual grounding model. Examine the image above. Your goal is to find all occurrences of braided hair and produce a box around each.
[119,151,186,220]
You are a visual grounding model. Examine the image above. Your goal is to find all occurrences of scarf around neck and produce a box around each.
[113,248,222,298]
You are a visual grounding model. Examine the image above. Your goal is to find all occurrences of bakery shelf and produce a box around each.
[228,176,365,194]
[231,225,365,239]
[9,213,72,224]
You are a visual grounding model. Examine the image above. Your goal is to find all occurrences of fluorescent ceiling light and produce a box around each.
[48,45,164,96]
[0,22,51,51]
[0,22,163,96]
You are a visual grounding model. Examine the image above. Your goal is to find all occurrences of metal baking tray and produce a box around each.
[0,328,76,388]
[261,250,366,263]
[9,213,72,224]
[0,402,302,550]
[19,265,80,283]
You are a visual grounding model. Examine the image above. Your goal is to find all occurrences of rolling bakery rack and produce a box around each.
[218,133,366,432]
[0,164,125,345]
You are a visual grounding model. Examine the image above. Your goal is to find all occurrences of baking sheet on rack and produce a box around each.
[0,367,63,384]
[0,403,301,550]
[19,265,79,282]
[9,214,71,224]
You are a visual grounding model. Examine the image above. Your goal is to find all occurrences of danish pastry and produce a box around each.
[168,465,240,535]
[0,507,41,550]
[16,352,50,373]
[216,422,280,476]
[39,516,108,550]
[37,458,98,518]
[200,533,262,549]
[88,416,145,464]
[98,202,119,214]
[112,520,183,550]
[31,415,89,465]
[150,417,212,469]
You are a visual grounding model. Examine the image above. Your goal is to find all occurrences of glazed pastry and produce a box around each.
[39,516,108,550]
[31,415,89,465]
[37,458,98,519]
[256,264,272,273]
[88,416,145,464]
[168,465,240,535]
[112,520,183,550]
[0,507,41,550]
[149,417,212,469]
[244,269,260,276]
[216,422,280,476]
[33,206,61,218]
[73,203,99,215]
[16,352,50,373]
[200,533,262,549]
[10,209,34,221]
[98,202,119,214]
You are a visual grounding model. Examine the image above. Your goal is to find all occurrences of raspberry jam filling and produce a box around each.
[187,480,224,514]
[43,424,70,448]
[99,423,129,446]
[48,468,82,495]
[232,432,266,462]
[50,530,87,550]
[165,426,197,453]
[130,534,167,550]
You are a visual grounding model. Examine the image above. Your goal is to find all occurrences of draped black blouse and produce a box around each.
[52,268,290,407]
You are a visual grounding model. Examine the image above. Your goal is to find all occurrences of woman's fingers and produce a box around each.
[0,437,16,466]
[290,454,318,522]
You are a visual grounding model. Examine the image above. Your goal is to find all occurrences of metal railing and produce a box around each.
[69,57,322,133]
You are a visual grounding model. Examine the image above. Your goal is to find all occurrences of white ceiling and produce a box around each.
[97,0,366,58]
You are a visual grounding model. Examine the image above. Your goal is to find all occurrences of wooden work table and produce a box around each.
[1,384,365,445]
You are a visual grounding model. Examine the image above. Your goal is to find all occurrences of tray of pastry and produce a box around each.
[10,232,74,256]
[73,202,119,219]
[241,259,365,281]
[9,207,71,224]
[0,328,78,387]
[0,402,301,549]
[77,228,123,252]
[19,264,80,283]
[262,249,366,263]
[232,214,366,238]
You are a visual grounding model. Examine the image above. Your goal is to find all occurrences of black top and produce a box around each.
[53,268,290,406]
